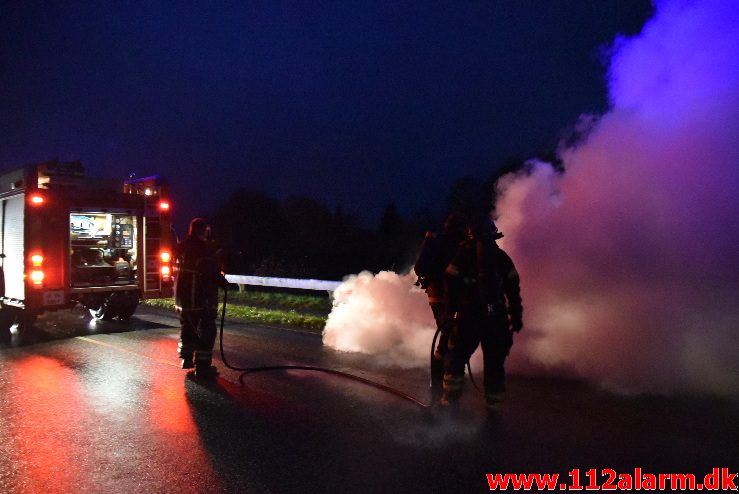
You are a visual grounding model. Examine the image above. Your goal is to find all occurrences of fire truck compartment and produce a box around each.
[70,212,138,288]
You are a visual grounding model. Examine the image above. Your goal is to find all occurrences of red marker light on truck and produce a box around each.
[159,250,172,281]
[30,270,45,286]
[30,194,45,205]
[28,252,45,287]
[158,200,170,211]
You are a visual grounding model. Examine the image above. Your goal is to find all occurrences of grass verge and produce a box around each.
[143,297,327,331]
[226,290,332,312]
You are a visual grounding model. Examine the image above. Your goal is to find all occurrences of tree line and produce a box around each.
[206,190,421,280]
[204,155,558,279]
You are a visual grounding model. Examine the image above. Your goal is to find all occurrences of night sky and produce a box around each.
[0,1,652,231]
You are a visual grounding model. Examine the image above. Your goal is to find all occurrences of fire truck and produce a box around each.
[0,159,174,338]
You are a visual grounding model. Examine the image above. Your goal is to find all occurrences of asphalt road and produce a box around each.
[1,306,737,493]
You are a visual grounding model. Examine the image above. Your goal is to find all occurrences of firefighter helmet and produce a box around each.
[188,218,209,237]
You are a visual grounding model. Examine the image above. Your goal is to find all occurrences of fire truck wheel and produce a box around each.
[0,308,13,342]
[89,302,117,321]
[16,312,37,332]
[117,293,139,321]
[117,299,139,320]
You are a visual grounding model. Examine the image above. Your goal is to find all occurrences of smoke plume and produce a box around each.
[497,0,739,397]
[324,1,739,398]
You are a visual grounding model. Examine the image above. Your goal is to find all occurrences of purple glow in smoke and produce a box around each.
[497,0,739,396]
[324,1,738,398]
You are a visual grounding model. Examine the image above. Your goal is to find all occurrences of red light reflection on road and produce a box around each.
[79,336,224,487]
[142,339,212,433]
[4,355,87,493]
[148,375,198,434]
[145,363,225,491]
[1,349,224,492]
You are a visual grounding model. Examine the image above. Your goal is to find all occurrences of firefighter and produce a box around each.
[414,212,468,402]
[440,217,523,413]
[174,218,227,378]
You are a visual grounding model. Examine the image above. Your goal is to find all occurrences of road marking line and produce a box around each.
[77,336,181,368]
[77,336,241,386]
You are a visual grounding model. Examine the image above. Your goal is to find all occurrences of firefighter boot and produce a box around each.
[485,392,505,418]
[194,362,219,379]
[438,373,464,409]
[194,350,219,379]
[178,342,195,369]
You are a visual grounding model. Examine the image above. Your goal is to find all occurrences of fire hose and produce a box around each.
[216,287,434,409]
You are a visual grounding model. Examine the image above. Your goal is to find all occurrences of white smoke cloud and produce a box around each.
[323,271,436,368]
[322,1,739,398]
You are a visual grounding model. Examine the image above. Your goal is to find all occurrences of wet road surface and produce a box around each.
[1,307,737,493]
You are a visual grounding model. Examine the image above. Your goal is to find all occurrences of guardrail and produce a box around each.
[224,274,342,292]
